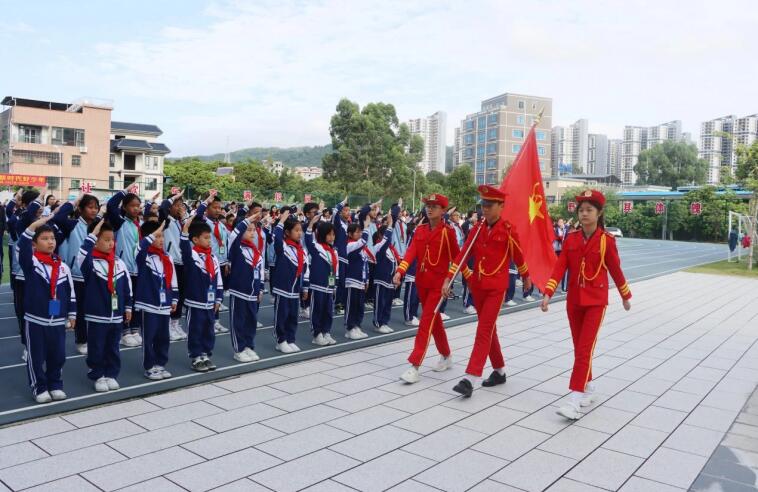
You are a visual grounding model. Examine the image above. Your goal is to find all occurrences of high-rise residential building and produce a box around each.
[109,121,171,195]
[587,133,609,175]
[457,92,552,183]
[699,114,758,184]
[407,111,446,174]
[453,127,462,168]
[620,120,682,184]
[608,139,623,179]
[551,119,589,175]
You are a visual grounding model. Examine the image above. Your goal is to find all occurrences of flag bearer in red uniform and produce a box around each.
[541,189,632,420]
[442,186,531,397]
[393,194,460,384]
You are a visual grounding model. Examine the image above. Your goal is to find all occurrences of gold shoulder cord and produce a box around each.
[580,233,607,286]
[424,227,448,268]
[478,233,512,279]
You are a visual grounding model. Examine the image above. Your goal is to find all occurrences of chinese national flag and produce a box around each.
[500,126,556,291]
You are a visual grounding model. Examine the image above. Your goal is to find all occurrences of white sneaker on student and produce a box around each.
[505,300,517,307]
[400,366,420,384]
[35,391,52,403]
[345,328,362,340]
[276,342,294,353]
[105,378,120,390]
[257,321,263,328]
[169,320,183,341]
[405,317,420,327]
[375,325,394,334]
[157,366,172,379]
[49,390,67,401]
[94,377,109,393]
[439,313,450,321]
[464,305,477,315]
[21,348,27,362]
[234,350,253,362]
[76,343,88,355]
[289,343,301,352]
[245,348,260,361]
[121,334,139,347]
[299,307,310,319]
[433,355,454,372]
[214,321,229,333]
[392,298,404,306]
[324,333,337,345]
[557,402,582,420]
[145,367,164,380]
[312,333,328,346]
[132,333,143,345]
[524,295,536,302]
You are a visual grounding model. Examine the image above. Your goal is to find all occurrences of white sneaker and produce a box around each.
[132,333,143,345]
[299,307,310,319]
[464,306,477,315]
[245,348,261,361]
[524,295,536,302]
[145,367,164,380]
[35,391,52,403]
[324,333,337,345]
[505,300,517,307]
[289,343,301,352]
[345,328,362,340]
[214,321,229,333]
[581,383,597,407]
[439,313,450,321]
[76,343,88,355]
[400,366,420,384]
[234,350,253,362]
[312,333,328,346]
[276,342,294,353]
[257,321,263,328]
[375,325,394,334]
[94,377,109,392]
[392,298,404,306]
[557,403,582,420]
[169,320,184,341]
[50,390,67,401]
[433,355,453,372]
[121,334,139,347]
[404,317,420,327]
[21,348,27,362]
[105,378,120,390]
[157,366,172,378]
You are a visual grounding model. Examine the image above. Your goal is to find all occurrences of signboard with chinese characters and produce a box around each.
[567,201,576,213]
[655,201,665,215]
[274,192,282,202]
[243,190,252,201]
[0,174,47,187]
[690,202,702,215]
[622,201,634,214]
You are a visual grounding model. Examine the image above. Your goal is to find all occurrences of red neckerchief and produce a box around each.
[319,242,337,274]
[193,245,216,279]
[348,238,376,263]
[389,244,402,263]
[241,239,261,270]
[148,245,173,292]
[34,252,61,299]
[92,248,116,294]
[132,219,142,240]
[212,221,222,246]
[225,223,234,232]
[285,238,305,277]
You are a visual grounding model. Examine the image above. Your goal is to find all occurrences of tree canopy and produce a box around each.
[634,141,707,189]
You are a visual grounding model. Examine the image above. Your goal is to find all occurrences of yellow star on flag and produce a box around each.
[528,183,544,224]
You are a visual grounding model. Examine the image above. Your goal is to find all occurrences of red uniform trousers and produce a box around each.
[567,304,607,392]
[408,284,451,366]
[465,288,507,377]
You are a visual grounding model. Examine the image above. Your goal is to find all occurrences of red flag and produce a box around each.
[500,126,556,291]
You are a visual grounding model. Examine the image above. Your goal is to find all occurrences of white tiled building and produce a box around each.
[408,111,447,174]
[109,121,170,199]
[699,114,758,184]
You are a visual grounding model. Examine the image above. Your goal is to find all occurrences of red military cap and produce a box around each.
[422,193,449,208]
[575,189,606,207]
[478,185,507,203]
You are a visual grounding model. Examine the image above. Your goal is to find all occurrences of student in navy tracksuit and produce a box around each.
[78,219,132,392]
[299,203,320,318]
[136,220,178,380]
[159,189,188,341]
[344,215,373,340]
[181,218,224,372]
[18,215,76,403]
[304,214,339,346]
[332,196,350,314]
[195,191,230,333]
[271,208,308,354]
[372,217,397,334]
[227,211,264,363]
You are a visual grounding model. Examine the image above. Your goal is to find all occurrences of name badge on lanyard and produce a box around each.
[44,265,61,316]
[328,274,336,287]
[207,285,216,303]
[219,246,226,256]
[111,293,119,311]
[159,288,167,304]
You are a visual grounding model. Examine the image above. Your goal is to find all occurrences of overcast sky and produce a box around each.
[2,0,756,156]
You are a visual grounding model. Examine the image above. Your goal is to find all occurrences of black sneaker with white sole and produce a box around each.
[453,378,474,398]
[191,358,208,372]
[482,370,507,387]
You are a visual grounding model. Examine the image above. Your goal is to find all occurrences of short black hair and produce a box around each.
[189,221,211,240]
[140,220,162,237]
[79,194,100,211]
[315,222,335,243]
[250,201,262,210]
[283,217,301,234]
[303,203,319,215]
[21,190,40,206]
[32,225,54,242]
[87,218,114,236]
[347,223,362,235]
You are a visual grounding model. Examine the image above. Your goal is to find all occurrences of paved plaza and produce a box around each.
[0,269,756,491]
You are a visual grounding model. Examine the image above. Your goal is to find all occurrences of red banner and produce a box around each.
[622,201,634,214]
[690,202,702,215]
[655,201,665,215]
[274,192,282,202]
[243,190,252,201]
[304,193,312,203]
[567,201,576,213]
[0,174,47,187]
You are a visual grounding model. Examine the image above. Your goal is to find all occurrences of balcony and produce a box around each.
[11,150,61,165]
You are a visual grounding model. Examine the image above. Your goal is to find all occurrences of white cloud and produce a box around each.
[46,0,758,155]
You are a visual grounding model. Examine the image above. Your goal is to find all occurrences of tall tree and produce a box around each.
[445,165,479,212]
[735,140,758,268]
[634,141,707,189]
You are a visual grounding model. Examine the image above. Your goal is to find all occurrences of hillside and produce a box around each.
[175,145,332,167]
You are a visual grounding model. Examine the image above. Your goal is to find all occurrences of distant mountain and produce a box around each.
[175,145,332,167]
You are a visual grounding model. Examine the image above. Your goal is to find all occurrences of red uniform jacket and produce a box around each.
[545,227,631,306]
[398,221,460,289]
[448,219,528,292]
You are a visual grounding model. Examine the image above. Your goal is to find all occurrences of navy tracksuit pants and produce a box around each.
[462,278,475,308]
[274,295,299,344]
[345,287,365,330]
[86,321,121,380]
[24,321,65,396]
[187,307,216,358]
[403,281,420,322]
[373,285,393,328]
[310,290,334,336]
[230,296,258,351]
[123,275,140,336]
[336,262,347,307]
[142,312,170,370]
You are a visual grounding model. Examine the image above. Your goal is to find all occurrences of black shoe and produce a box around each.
[482,370,507,387]
[453,378,473,398]
[191,358,208,372]
[204,358,217,371]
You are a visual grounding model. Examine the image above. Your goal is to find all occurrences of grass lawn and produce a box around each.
[686,259,758,278]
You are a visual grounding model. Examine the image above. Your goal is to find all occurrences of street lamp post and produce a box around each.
[412,168,417,212]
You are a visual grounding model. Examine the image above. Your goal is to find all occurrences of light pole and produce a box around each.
[412,168,417,212]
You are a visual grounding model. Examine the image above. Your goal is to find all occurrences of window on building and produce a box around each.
[477,131,486,143]
[70,179,80,190]
[536,130,546,141]
[476,159,485,172]
[477,144,485,157]
[518,100,525,109]
[47,177,60,190]
[488,128,497,140]
[476,174,485,185]
[72,155,81,166]
[464,134,474,145]
[51,127,85,147]
[487,143,497,154]
[486,158,497,169]
[464,148,474,158]
[465,119,475,130]
[538,146,546,156]
[14,150,60,165]
[109,154,115,168]
[18,125,42,144]
[477,116,486,129]
[486,172,498,184]
[145,156,159,170]
[512,129,524,139]
[145,178,158,191]
[487,114,498,125]
[516,115,525,125]
[512,144,522,153]
[108,176,115,189]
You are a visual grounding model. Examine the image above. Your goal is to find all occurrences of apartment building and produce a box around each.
[293,166,323,180]
[620,120,682,185]
[587,133,609,175]
[109,121,171,197]
[700,114,758,184]
[407,111,446,174]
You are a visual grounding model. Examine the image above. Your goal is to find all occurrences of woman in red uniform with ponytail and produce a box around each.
[541,190,632,420]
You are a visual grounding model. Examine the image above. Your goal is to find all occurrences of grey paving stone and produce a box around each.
[0,441,48,470]
[538,425,610,460]
[255,423,352,461]
[128,401,223,430]
[330,425,421,462]
[328,405,409,434]
[0,417,76,447]
[654,389,703,412]
[191,402,285,433]
[261,404,347,434]
[269,373,343,394]
[301,479,358,492]
[626,376,675,396]
[454,405,529,434]
[663,423,725,457]
[386,480,441,491]
[251,448,359,492]
[322,361,389,380]
[181,422,284,459]
[393,405,470,435]
[82,447,203,491]
[384,388,457,413]
[324,350,384,367]
[268,360,339,379]
[603,390,657,414]
[117,476,187,491]
[469,479,531,491]
[636,447,709,488]
[0,443,125,490]
[575,406,637,434]
[205,385,289,411]
[567,448,644,490]
[333,449,435,492]
[402,425,487,462]
[21,475,101,492]
[518,405,573,435]
[723,433,758,453]
[498,389,559,413]
[212,370,287,392]
[532,375,572,396]
[324,375,397,395]
[686,405,740,432]
[61,400,160,428]
[473,424,551,461]
[166,447,281,491]
[546,478,607,491]
[325,388,399,413]
[205,478,272,491]
[32,419,144,455]
[619,476,685,491]
[377,376,449,396]
[415,449,508,492]
[490,448,577,492]
[630,405,687,433]
[144,383,231,408]
[602,424,669,458]
[690,474,758,492]
[265,387,343,412]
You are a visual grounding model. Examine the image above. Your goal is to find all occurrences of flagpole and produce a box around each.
[433,218,485,314]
